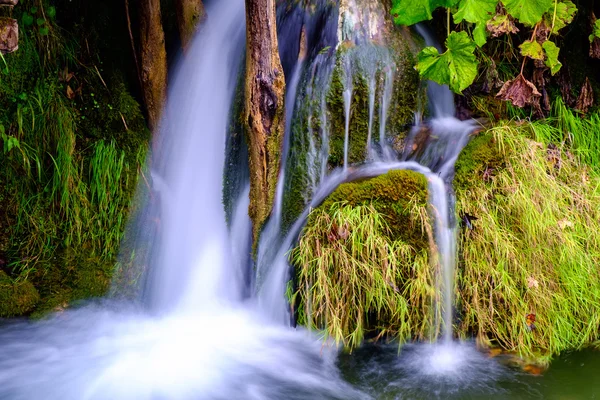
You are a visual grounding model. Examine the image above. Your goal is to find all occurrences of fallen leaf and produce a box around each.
[575,77,594,114]
[557,219,573,229]
[527,276,539,289]
[496,74,541,107]
[66,85,75,100]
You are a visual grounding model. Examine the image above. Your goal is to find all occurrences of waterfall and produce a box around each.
[0,1,364,398]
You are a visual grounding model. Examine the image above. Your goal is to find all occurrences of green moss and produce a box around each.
[320,169,429,247]
[0,271,40,317]
[454,132,506,191]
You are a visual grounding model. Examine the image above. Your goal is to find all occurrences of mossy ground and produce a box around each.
[455,122,600,364]
[0,0,149,317]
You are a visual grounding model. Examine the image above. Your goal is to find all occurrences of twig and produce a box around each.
[125,0,143,90]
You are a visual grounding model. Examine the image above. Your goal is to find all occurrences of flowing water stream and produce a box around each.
[0,1,598,399]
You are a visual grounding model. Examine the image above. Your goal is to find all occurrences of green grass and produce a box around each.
[0,0,149,316]
[455,123,600,363]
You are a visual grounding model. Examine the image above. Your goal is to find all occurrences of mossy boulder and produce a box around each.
[293,169,433,347]
[0,271,39,317]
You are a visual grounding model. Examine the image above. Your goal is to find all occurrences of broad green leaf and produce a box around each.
[36,18,45,26]
[543,40,562,75]
[473,22,488,46]
[391,0,459,26]
[47,6,57,19]
[520,40,544,60]
[501,0,553,27]
[417,31,478,93]
[544,0,577,34]
[590,19,600,43]
[22,12,34,27]
[453,0,497,25]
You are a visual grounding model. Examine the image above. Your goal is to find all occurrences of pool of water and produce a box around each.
[338,342,600,399]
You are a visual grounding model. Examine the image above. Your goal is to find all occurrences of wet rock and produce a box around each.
[0,18,18,54]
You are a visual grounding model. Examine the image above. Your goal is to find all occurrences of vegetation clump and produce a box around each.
[292,170,433,348]
[0,0,149,316]
[455,120,600,363]
[0,271,39,317]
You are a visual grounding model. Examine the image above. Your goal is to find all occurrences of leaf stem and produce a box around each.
[550,0,558,37]
[447,8,451,37]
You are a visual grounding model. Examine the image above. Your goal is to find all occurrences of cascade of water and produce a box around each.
[142,0,247,312]
[342,58,353,171]
[256,58,305,322]
[378,62,396,161]
[366,72,376,159]
[414,24,455,118]
[0,2,370,398]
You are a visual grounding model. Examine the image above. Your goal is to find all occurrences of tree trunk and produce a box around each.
[244,0,285,244]
[138,0,168,131]
[175,0,205,50]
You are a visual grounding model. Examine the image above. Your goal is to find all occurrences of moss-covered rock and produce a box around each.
[0,271,39,317]
[292,169,433,347]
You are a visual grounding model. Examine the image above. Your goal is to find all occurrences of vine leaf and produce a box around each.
[473,22,488,46]
[453,0,497,25]
[496,74,541,107]
[590,18,600,58]
[501,0,553,27]
[543,40,562,75]
[391,0,459,26]
[417,31,478,94]
[589,19,600,43]
[544,0,577,34]
[453,0,497,46]
[487,14,519,38]
[520,40,544,60]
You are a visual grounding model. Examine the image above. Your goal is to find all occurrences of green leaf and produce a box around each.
[473,22,488,46]
[22,12,34,27]
[30,6,38,14]
[39,26,49,36]
[36,18,45,26]
[453,0,497,25]
[417,31,479,93]
[520,40,544,60]
[391,0,459,26]
[543,40,562,75]
[501,0,553,27]
[590,20,600,43]
[47,6,57,19]
[544,1,577,34]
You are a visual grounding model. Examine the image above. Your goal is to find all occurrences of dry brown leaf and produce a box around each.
[487,14,519,38]
[66,85,75,100]
[575,77,594,114]
[527,276,539,289]
[496,74,541,108]
[557,219,573,229]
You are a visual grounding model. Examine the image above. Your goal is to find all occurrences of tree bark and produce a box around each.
[244,0,285,244]
[175,0,205,50]
[138,0,168,131]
